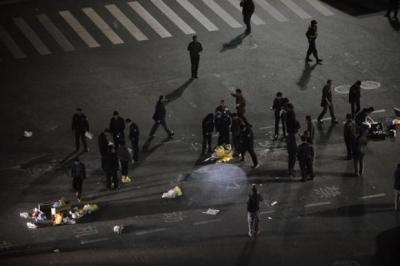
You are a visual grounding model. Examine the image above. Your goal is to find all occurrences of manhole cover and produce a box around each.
[332,260,360,266]
[361,81,380,90]
[334,84,350,94]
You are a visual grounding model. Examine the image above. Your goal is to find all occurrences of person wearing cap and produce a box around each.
[149,95,174,138]
[126,118,140,162]
[71,108,89,152]
[317,80,338,125]
[394,164,400,211]
[305,20,323,64]
[349,80,362,117]
[240,0,255,35]
[247,184,263,237]
[109,111,125,146]
[70,157,86,201]
[187,35,203,79]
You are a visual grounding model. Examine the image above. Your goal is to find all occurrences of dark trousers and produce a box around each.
[247,211,259,235]
[106,170,118,190]
[286,134,297,173]
[318,105,336,121]
[274,111,284,137]
[120,160,129,176]
[344,138,353,159]
[242,146,258,166]
[232,134,241,155]
[299,160,314,180]
[353,154,365,176]
[351,101,360,117]
[306,40,319,60]
[130,138,139,162]
[149,119,172,137]
[74,131,87,150]
[190,55,200,77]
[218,130,230,145]
[243,12,253,33]
[101,156,107,172]
[73,177,83,199]
[202,133,212,154]
[112,132,125,146]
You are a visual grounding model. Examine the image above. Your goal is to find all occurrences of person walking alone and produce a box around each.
[247,184,263,237]
[317,80,338,125]
[71,157,86,201]
[187,35,203,79]
[149,95,174,138]
[349,80,361,117]
[72,108,89,152]
[240,0,255,35]
[305,20,322,64]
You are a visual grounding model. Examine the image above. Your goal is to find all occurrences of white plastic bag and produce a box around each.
[20,212,29,219]
[202,209,220,215]
[26,222,37,229]
[85,131,94,140]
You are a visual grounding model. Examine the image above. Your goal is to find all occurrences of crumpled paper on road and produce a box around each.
[202,208,220,215]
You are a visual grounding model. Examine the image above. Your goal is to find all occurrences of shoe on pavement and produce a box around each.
[252,164,260,169]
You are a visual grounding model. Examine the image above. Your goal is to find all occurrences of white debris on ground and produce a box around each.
[162,186,183,199]
[202,209,220,215]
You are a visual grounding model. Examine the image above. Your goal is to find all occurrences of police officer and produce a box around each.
[272,92,285,140]
[305,20,322,64]
[286,103,300,176]
[72,108,89,152]
[317,80,338,125]
[126,118,139,162]
[385,0,399,19]
[71,157,86,201]
[187,35,203,79]
[349,80,361,117]
[202,113,214,155]
[344,114,357,160]
[240,0,255,35]
[240,123,259,168]
[297,135,314,182]
[215,109,231,145]
[149,95,174,138]
[109,111,125,146]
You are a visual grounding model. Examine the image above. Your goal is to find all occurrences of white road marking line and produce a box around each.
[37,14,75,52]
[305,0,334,16]
[128,1,172,38]
[136,228,166,235]
[279,0,312,19]
[372,109,386,114]
[151,0,195,34]
[193,219,221,225]
[260,210,275,215]
[0,25,26,58]
[304,201,331,208]
[360,193,386,200]
[59,10,100,48]
[105,4,148,41]
[202,0,242,28]
[13,17,51,55]
[176,0,219,31]
[80,237,108,245]
[82,7,124,45]
[227,0,266,25]
[255,0,288,22]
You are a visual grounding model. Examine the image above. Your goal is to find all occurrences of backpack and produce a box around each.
[247,194,259,212]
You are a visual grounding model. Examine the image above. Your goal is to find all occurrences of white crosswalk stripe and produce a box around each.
[0,24,26,58]
[37,14,75,51]
[255,0,288,22]
[202,0,242,28]
[305,0,334,16]
[280,0,312,19]
[128,1,172,38]
[226,0,266,25]
[59,10,100,48]
[13,17,51,55]
[105,4,148,41]
[151,0,195,34]
[82,7,124,45]
[176,0,219,31]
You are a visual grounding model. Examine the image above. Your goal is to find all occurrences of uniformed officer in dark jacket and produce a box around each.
[187,35,203,79]
[240,0,255,34]
[272,92,285,140]
[109,111,125,146]
[104,145,119,190]
[149,95,174,138]
[98,128,112,171]
[352,129,368,177]
[385,0,399,19]
[215,109,231,145]
[297,135,314,181]
[317,80,338,124]
[126,118,139,162]
[343,114,356,160]
[231,113,242,156]
[240,124,259,168]
[71,157,86,201]
[349,80,361,117]
[286,103,300,176]
[72,108,89,152]
[305,20,322,64]
[202,113,214,155]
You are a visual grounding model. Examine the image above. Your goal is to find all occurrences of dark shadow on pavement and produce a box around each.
[308,203,393,217]
[59,150,80,165]
[316,122,335,144]
[387,17,400,31]
[248,169,302,183]
[297,62,318,90]
[321,0,387,16]
[220,33,247,53]
[314,171,355,178]
[235,238,257,266]
[372,226,400,266]
[165,78,193,103]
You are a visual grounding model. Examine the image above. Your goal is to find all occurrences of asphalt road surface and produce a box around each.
[0,0,399,265]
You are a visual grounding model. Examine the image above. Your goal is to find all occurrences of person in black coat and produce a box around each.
[71,157,86,201]
[149,95,174,138]
[272,92,285,140]
[353,129,368,177]
[104,145,119,190]
[72,108,89,152]
[355,106,374,130]
[231,113,242,156]
[215,108,231,145]
[305,20,322,64]
[349,80,361,117]
[240,0,255,35]
[317,80,338,124]
[202,113,214,155]
[304,115,315,144]
[187,35,203,79]
[240,123,259,168]
[109,111,125,146]
[286,103,300,176]
[343,114,356,160]
[98,128,112,171]
[126,118,139,162]
[297,135,314,181]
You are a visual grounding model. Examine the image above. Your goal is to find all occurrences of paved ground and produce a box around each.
[0,0,399,265]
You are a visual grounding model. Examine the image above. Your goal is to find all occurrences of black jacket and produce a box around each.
[241,0,255,14]
[273,97,284,113]
[297,142,314,162]
[187,41,203,57]
[355,109,369,126]
[72,114,89,132]
[240,126,254,149]
[394,167,400,190]
[349,84,361,103]
[202,114,214,134]
[128,122,140,140]
[71,162,86,179]
[247,192,263,212]
[215,111,231,132]
[98,132,109,156]
[286,110,300,134]
[104,151,119,172]
[320,85,332,107]
[109,117,125,135]
[152,100,166,121]
[344,120,356,141]
[306,25,317,41]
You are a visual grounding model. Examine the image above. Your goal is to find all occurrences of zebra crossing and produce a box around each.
[0,0,334,60]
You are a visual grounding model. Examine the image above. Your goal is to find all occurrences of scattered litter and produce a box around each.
[20,212,29,219]
[202,209,220,215]
[271,201,278,206]
[85,131,93,140]
[267,217,272,220]
[122,176,132,183]
[26,222,37,229]
[204,145,233,163]
[162,186,183,199]
[113,225,124,234]
[23,131,33,138]
[53,249,60,253]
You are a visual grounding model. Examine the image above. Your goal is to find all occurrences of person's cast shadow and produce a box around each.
[220,33,248,53]
[297,61,318,90]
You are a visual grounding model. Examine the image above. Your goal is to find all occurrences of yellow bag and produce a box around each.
[54,213,64,225]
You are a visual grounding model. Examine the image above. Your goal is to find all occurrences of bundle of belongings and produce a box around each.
[20,197,99,229]
[359,107,400,140]
[204,145,234,163]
